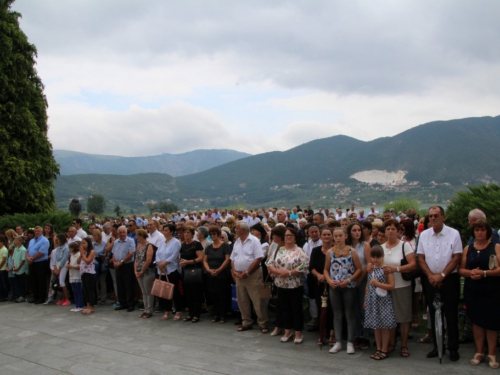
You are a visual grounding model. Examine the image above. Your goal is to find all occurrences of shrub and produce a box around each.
[0,211,74,234]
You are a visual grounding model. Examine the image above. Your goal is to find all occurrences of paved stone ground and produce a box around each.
[0,301,488,375]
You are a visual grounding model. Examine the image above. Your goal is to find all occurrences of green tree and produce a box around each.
[113,205,122,217]
[69,199,81,216]
[445,184,500,244]
[0,0,59,215]
[87,194,105,215]
[384,197,420,216]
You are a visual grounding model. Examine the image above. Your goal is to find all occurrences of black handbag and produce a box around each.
[183,267,203,285]
[400,242,422,281]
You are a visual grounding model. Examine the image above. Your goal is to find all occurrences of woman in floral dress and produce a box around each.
[266,227,309,344]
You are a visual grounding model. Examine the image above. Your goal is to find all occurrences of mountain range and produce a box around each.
[54,115,500,212]
[53,149,250,177]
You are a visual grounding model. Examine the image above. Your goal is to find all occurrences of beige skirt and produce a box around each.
[392,285,412,323]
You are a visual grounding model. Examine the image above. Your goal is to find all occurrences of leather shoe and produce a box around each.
[307,326,319,332]
[459,336,474,344]
[426,348,441,358]
[115,306,128,311]
[449,350,460,362]
[127,307,135,312]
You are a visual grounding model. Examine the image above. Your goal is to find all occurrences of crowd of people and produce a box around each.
[1,204,499,367]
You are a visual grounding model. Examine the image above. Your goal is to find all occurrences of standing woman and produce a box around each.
[267,225,287,336]
[309,228,335,346]
[179,226,204,322]
[459,220,500,368]
[53,234,70,306]
[134,229,155,319]
[380,218,416,357]
[400,219,420,330]
[346,222,372,350]
[92,229,107,304]
[362,221,379,248]
[266,227,309,344]
[106,224,120,307]
[155,224,183,320]
[203,225,232,323]
[79,238,96,314]
[43,223,56,256]
[324,227,362,354]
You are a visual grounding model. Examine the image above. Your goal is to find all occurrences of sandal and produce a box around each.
[211,317,220,323]
[270,328,282,336]
[162,312,171,320]
[387,344,395,354]
[317,338,324,346]
[219,318,226,324]
[139,312,146,318]
[370,350,381,359]
[260,326,270,334]
[374,351,388,360]
[142,313,152,319]
[417,334,432,343]
[237,325,253,332]
[173,313,182,321]
[400,346,410,358]
[488,355,499,369]
[183,317,193,322]
[470,352,484,366]
[191,317,200,323]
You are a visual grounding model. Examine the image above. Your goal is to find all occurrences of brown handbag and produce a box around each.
[151,275,174,300]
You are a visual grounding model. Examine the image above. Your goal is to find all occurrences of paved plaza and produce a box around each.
[0,301,488,375]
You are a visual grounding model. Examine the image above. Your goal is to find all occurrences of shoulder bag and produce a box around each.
[401,242,422,281]
[151,274,174,300]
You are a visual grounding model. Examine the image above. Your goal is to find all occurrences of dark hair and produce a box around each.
[0,234,6,245]
[361,220,372,233]
[423,215,430,229]
[378,226,386,234]
[208,225,221,237]
[68,241,80,253]
[306,223,320,230]
[74,218,82,225]
[401,219,416,241]
[285,227,299,241]
[271,225,286,242]
[370,245,384,258]
[184,225,195,236]
[250,222,267,239]
[428,206,445,216]
[82,237,93,254]
[56,233,67,246]
[472,219,492,239]
[163,223,177,234]
[346,222,365,245]
[384,218,399,230]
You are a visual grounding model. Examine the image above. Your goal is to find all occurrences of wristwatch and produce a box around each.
[440,272,445,278]
[484,270,487,278]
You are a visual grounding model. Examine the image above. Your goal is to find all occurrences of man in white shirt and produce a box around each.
[334,208,346,221]
[147,221,165,248]
[417,206,462,362]
[73,219,87,239]
[230,221,269,332]
[248,212,261,227]
[67,227,82,244]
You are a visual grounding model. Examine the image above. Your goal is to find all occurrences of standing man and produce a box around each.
[276,210,287,225]
[231,221,269,333]
[303,224,322,331]
[417,206,462,361]
[127,220,137,245]
[26,226,49,304]
[358,210,366,221]
[147,221,165,248]
[73,218,87,239]
[111,226,136,312]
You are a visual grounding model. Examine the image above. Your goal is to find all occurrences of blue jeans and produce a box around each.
[71,282,84,308]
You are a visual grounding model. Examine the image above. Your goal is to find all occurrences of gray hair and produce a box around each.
[103,223,111,229]
[468,209,486,220]
[118,225,127,233]
[237,221,250,233]
[197,226,209,238]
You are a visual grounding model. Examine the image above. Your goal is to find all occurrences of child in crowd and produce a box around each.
[67,242,84,312]
[79,238,96,314]
[6,246,15,300]
[0,235,9,302]
[11,236,28,302]
[364,245,396,360]
[53,234,70,306]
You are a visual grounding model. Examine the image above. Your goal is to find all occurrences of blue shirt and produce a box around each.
[111,237,135,263]
[155,238,182,275]
[27,236,49,262]
[128,233,137,245]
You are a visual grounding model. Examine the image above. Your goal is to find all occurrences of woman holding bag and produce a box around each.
[155,224,182,320]
[180,226,204,322]
[380,218,416,358]
[135,229,155,318]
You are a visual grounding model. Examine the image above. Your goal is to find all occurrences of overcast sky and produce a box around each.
[13,0,500,156]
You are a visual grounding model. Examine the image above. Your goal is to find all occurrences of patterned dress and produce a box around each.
[364,267,397,329]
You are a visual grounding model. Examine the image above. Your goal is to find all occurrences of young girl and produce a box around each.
[67,242,83,312]
[53,234,70,306]
[364,245,397,360]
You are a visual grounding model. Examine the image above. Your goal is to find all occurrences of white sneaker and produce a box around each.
[74,308,83,312]
[329,342,342,354]
[70,308,77,312]
[347,342,355,354]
